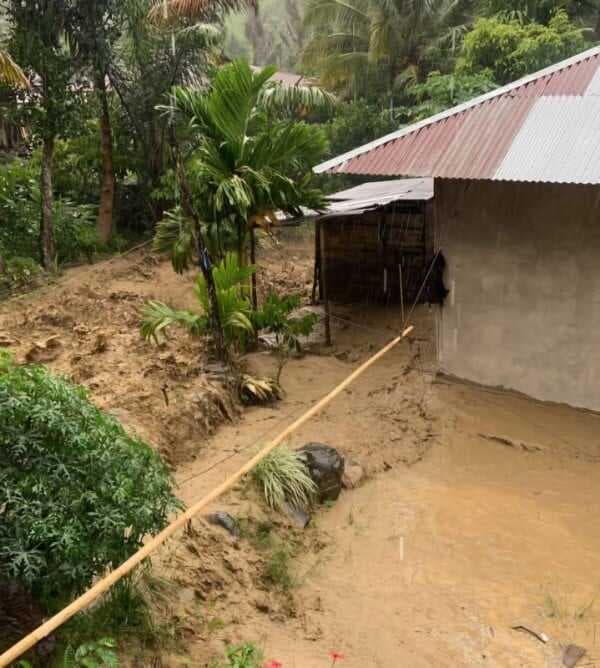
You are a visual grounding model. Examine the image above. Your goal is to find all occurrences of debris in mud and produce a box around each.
[25,335,63,363]
[511,625,549,643]
[206,512,240,538]
[92,331,109,354]
[563,644,586,667]
[342,461,365,490]
[0,332,17,347]
[298,443,345,503]
[479,433,543,453]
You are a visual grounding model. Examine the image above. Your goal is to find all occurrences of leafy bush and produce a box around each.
[0,158,101,267]
[0,361,180,607]
[0,256,43,291]
[142,252,255,349]
[253,445,317,512]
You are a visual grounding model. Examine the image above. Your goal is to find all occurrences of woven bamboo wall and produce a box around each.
[320,204,428,304]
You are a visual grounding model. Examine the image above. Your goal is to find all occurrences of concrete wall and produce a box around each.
[435,178,600,411]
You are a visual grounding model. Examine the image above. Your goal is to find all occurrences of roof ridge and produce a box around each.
[314,44,600,174]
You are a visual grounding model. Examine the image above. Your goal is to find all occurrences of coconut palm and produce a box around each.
[303,0,466,99]
[149,0,257,22]
[0,50,28,88]
[158,60,333,273]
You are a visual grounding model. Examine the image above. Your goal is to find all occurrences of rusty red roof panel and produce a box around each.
[317,46,600,181]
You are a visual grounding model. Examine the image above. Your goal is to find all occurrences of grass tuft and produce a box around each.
[252,446,317,512]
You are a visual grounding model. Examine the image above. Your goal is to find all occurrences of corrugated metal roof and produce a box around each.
[315,45,600,184]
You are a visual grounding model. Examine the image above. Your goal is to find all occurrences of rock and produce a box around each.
[254,595,270,613]
[563,644,586,667]
[205,511,240,538]
[298,443,345,503]
[25,335,63,363]
[282,502,311,529]
[342,462,365,490]
[92,331,108,354]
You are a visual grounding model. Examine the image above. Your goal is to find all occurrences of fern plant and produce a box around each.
[141,252,255,349]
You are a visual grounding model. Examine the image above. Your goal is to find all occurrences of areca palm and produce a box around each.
[159,60,332,271]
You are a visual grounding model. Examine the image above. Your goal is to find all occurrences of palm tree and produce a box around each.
[160,60,332,271]
[0,50,28,88]
[303,0,464,99]
[155,60,332,354]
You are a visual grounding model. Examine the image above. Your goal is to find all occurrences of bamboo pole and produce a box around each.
[0,324,414,668]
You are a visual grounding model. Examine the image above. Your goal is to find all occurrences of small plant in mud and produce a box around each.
[263,546,294,591]
[239,374,282,405]
[253,294,318,383]
[212,642,264,668]
[141,253,256,351]
[253,446,317,512]
[61,638,119,668]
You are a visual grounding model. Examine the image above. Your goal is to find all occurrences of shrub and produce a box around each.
[0,158,100,266]
[0,256,43,291]
[0,361,181,608]
[252,446,317,512]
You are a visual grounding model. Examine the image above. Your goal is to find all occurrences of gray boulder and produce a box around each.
[298,443,345,503]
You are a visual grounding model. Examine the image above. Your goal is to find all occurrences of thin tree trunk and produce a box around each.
[40,135,55,270]
[169,130,226,360]
[96,73,115,244]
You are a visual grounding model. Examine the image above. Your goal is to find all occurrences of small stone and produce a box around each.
[205,511,240,537]
[254,596,270,613]
[563,644,586,667]
[25,336,63,363]
[342,462,365,490]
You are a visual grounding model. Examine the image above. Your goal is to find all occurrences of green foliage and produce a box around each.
[399,70,497,121]
[253,445,317,512]
[458,11,585,84]
[142,252,255,349]
[263,546,293,590]
[214,642,264,668]
[322,99,398,158]
[62,638,118,668]
[0,257,43,291]
[0,361,180,606]
[253,293,318,382]
[0,159,101,267]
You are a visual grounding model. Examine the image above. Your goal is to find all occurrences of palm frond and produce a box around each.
[153,207,197,274]
[149,0,257,23]
[239,374,283,405]
[141,300,206,342]
[0,50,29,89]
[259,82,337,117]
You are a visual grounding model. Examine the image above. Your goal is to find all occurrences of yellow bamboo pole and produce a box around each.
[0,325,414,667]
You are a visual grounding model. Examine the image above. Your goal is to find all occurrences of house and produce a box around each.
[314,45,600,412]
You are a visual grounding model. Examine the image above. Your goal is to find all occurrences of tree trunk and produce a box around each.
[169,130,226,360]
[40,135,56,270]
[250,225,257,310]
[96,74,115,244]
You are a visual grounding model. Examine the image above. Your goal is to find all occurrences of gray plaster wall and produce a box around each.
[435,178,600,411]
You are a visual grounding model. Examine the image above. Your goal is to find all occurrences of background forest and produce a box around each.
[0,0,598,289]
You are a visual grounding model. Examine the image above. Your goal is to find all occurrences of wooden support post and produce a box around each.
[312,220,321,304]
[250,226,258,310]
[319,220,332,346]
